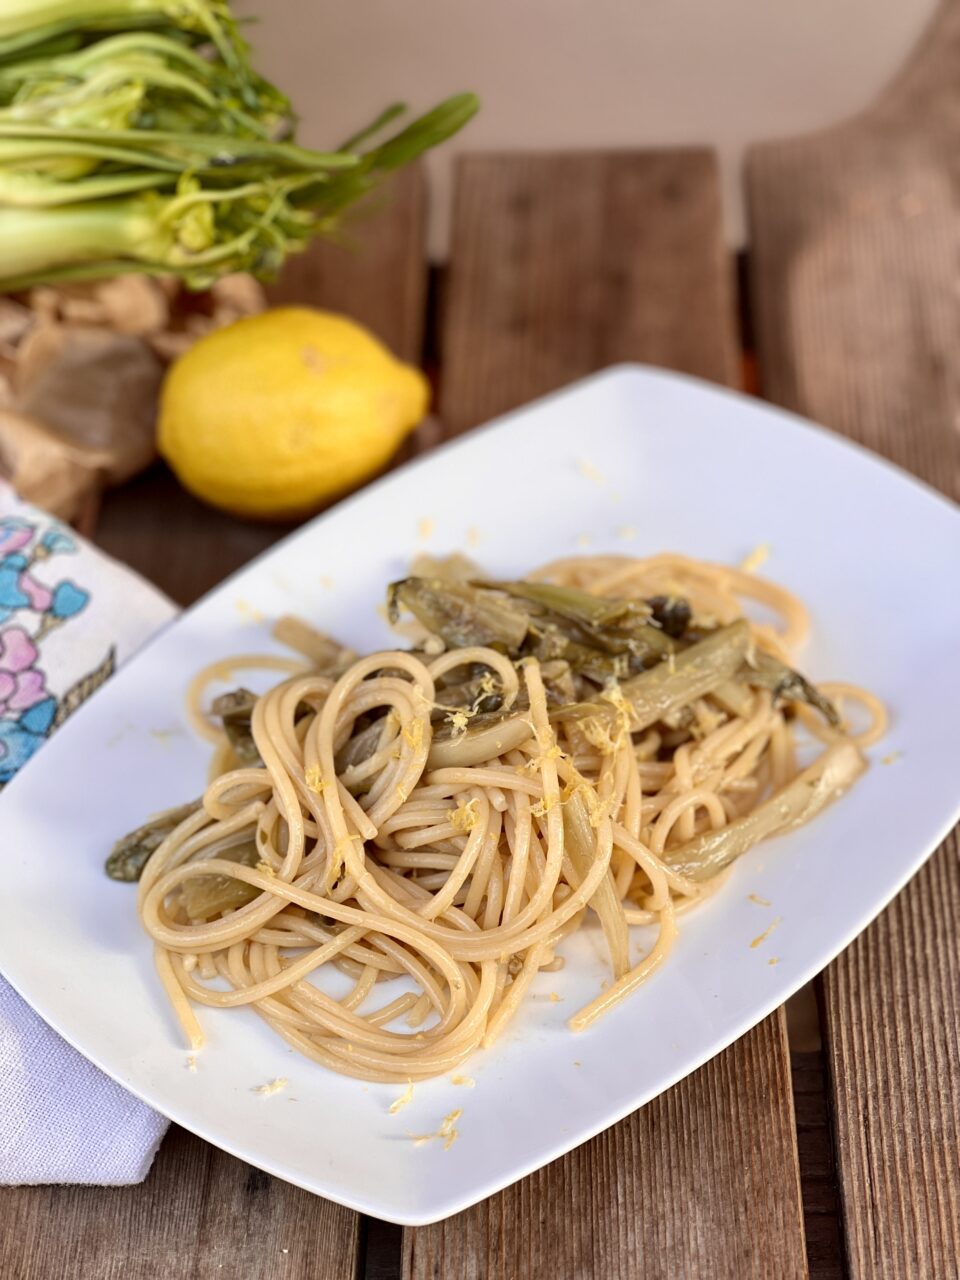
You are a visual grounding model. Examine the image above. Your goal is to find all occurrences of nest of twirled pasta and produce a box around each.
[109,554,885,1082]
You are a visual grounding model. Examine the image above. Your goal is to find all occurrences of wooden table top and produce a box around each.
[2,84,958,1279]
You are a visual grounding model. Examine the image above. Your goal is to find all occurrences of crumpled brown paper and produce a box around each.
[0,274,265,520]
[0,409,111,524]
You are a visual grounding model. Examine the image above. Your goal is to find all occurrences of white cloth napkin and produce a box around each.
[0,482,176,1184]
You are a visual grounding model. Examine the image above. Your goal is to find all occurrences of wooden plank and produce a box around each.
[820,836,960,1277]
[93,462,290,606]
[747,6,960,1271]
[95,165,428,607]
[0,1124,358,1280]
[267,166,427,363]
[405,150,807,1280]
[14,160,431,1280]
[439,150,738,436]
[405,1016,804,1280]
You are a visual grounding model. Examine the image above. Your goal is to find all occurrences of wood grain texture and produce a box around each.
[0,1124,358,1280]
[821,835,960,1277]
[404,1014,805,1280]
[266,165,427,362]
[439,151,738,436]
[748,5,960,1271]
[746,3,960,494]
[94,462,292,605]
[47,155,432,1280]
[403,149,806,1280]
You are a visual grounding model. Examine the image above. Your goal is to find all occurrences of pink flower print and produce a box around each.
[0,519,33,558]
[17,571,53,613]
[0,626,48,715]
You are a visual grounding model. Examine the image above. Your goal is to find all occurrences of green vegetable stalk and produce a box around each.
[0,0,478,289]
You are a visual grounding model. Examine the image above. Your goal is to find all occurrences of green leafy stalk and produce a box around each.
[663,741,865,882]
[0,2,250,90]
[297,93,480,219]
[0,2,478,289]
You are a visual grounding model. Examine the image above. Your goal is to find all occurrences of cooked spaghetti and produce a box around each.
[117,553,884,1082]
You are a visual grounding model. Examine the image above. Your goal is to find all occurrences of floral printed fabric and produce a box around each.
[0,519,92,784]
[0,482,176,1184]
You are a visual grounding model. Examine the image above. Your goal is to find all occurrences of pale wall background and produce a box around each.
[238,0,937,256]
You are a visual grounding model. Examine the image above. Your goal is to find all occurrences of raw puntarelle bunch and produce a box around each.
[0,1,477,290]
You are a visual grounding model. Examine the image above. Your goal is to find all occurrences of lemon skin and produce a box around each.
[158,307,429,518]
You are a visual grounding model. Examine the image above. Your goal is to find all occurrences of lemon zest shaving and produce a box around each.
[389,1081,415,1114]
[477,671,496,697]
[530,794,559,819]
[521,743,564,774]
[450,798,480,833]
[438,672,502,739]
[253,1077,287,1097]
[750,918,781,949]
[739,543,770,574]
[304,766,328,794]
[408,1107,462,1151]
[445,708,471,736]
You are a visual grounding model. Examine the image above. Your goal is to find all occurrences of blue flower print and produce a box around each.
[0,513,96,789]
[50,581,89,620]
[0,695,57,783]
[39,529,76,556]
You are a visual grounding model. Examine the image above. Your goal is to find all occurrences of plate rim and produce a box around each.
[1,361,958,1223]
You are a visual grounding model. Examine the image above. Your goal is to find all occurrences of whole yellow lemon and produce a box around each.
[158,307,429,518]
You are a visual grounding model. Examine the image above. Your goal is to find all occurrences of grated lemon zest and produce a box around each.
[530,794,559,819]
[577,459,605,485]
[445,708,470,736]
[253,1077,288,1097]
[408,1107,463,1151]
[739,543,770,574]
[450,798,480,833]
[477,671,496,697]
[750,918,781,949]
[521,743,564,774]
[305,766,328,794]
[389,1081,415,1114]
[579,717,619,755]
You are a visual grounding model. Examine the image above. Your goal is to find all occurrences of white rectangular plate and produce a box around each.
[1,366,958,1224]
